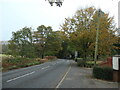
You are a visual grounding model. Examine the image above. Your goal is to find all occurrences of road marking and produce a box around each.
[55,66,71,89]
[6,71,35,82]
[41,66,50,70]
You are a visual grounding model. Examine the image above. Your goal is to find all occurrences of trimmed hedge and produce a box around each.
[93,66,113,81]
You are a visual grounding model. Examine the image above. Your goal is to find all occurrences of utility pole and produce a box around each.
[94,9,101,66]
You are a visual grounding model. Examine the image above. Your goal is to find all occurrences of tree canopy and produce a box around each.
[8,7,119,60]
[60,7,118,59]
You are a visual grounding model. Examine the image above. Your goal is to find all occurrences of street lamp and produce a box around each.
[46,0,64,7]
[94,9,101,66]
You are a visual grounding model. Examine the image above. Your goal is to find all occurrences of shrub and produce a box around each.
[75,58,83,62]
[77,58,83,61]
[93,66,113,81]
[2,54,42,71]
[85,61,95,68]
[35,58,42,61]
[8,65,18,70]
[44,56,57,60]
[77,58,86,67]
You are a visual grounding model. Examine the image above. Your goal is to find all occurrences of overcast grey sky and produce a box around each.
[0,0,119,41]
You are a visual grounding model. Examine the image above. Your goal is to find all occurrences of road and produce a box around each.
[2,59,71,88]
[2,59,118,89]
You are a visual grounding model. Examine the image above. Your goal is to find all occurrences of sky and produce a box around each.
[0,0,119,41]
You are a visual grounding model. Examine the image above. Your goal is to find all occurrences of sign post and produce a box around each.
[112,55,120,82]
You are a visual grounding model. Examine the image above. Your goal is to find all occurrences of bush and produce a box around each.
[44,56,57,60]
[77,58,86,67]
[85,61,95,68]
[2,54,42,71]
[35,58,42,61]
[75,58,83,62]
[93,66,113,81]
[8,65,19,70]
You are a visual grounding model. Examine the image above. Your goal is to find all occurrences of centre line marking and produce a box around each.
[55,66,71,89]
[6,71,35,83]
[41,66,50,70]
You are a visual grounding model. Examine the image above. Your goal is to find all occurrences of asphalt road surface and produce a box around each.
[2,59,118,89]
[2,59,71,88]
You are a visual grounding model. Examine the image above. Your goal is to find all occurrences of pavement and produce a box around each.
[59,60,118,88]
[2,59,119,89]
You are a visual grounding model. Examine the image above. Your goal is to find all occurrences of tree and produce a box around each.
[33,25,54,58]
[33,25,62,58]
[44,31,62,56]
[8,27,35,58]
[60,7,118,60]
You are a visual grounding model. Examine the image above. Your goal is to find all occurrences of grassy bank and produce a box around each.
[1,54,57,71]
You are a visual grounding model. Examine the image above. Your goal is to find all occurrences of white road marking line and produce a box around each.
[55,66,71,89]
[41,66,50,70]
[6,71,35,83]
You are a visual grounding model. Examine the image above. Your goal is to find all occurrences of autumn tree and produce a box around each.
[60,7,118,60]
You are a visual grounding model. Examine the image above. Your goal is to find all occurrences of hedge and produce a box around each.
[93,66,113,81]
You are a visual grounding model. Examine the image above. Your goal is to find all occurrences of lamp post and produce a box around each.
[94,9,101,66]
[46,0,64,7]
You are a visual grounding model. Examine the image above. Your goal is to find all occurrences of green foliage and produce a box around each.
[85,61,95,68]
[60,7,118,59]
[33,25,62,58]
[76,58,83,61]
[8,25,62,58]
[56,32,75,59]
[44,31,62,56]
[77,58,86,67]
[93,66,113,81]
[76,58,99,68]
[8,27,36,58]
